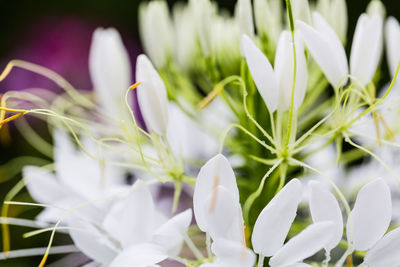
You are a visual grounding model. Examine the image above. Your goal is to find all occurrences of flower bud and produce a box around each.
[235,0,254,39]
[139,0,174,68]
[316,0,348,43]
[135,54,169,135]
[89,28,132,118]
[254,0,282,44]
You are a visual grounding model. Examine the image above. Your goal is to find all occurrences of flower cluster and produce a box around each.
[1,0,400,266]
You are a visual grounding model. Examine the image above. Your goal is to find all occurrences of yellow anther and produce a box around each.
[38,253,48,267]
[0,112,25,128]
[129,81,142,90]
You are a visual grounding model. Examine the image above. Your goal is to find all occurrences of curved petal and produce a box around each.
[89,28,132,117]
[309,181,343,250]
[203,186,244,242]
[69,220,117,265]
[136,54,169,135]
[241,34,278,112]
[297,12,348,89]
[103,180,156,248]
[350,13,383,86]
[251,179,303,257]
[274,31,308,111]
[269,222,335,267]
[23,166,69,204]
[346,178,392,251]
[109,243,167,267]
[152,209,192,256]
[385,17,400,78]
[193,154,239,232]
[364,227,400,267]
[212,238,256,267]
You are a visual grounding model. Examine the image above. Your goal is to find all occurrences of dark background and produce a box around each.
[0,0,399,266]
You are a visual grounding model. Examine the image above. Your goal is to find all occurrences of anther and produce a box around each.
[129,81,142,90]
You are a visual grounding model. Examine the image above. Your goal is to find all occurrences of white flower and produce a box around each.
[89,28,132,119]
[235,0,254,40]
[385,17,400,79]
[309,181,343,251]
[199,238,256,267]
[315,0,348,43]
[252,179,335,267]
[136,54,169,135]
[269,222,335,267]
[252,179,303,256]
[346,178,392,251]
[297,10,383,88]
[241,32,308,112]
[69,180,192,266]
[193,154,243,242]
[24,130,126,223]
[139,0,174,68]
[363,227,400,267]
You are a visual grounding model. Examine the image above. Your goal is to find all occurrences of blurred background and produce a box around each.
[0,0,399,266]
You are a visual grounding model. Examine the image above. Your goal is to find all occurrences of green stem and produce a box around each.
[284,0,297,149]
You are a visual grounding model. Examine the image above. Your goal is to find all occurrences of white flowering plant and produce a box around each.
[0,0,399,266]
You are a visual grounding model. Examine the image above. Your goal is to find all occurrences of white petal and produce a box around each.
[364,227,400,267]
[200,264,224,267]
[241,34,278,112]
[69,220,117,265]
[350,13,383,86]
[136,54,169,135]
[109,243,167,267]
[274,31,308,110]
[89,28,132,117]
[285,264,312,267]
[103,180,156,248]
[269,222,335,267]
[152,209,192,256]
[23,166,68,204]
[212,238,256,267]
[193,154,239,232]
[297,12,348,89]
[385,17,400,78]
[309,181,343,250]
[251,179,303,257]
[236,0,254,39]
[346,178,392,251]
[203,186,244,242]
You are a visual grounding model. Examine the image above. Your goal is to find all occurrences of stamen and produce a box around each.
[372,111,381,146]
[0,112,26,128]
[129,81,142,90]
[209,174,220,213]
[346,254,353,267]
[378,114,395,141]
